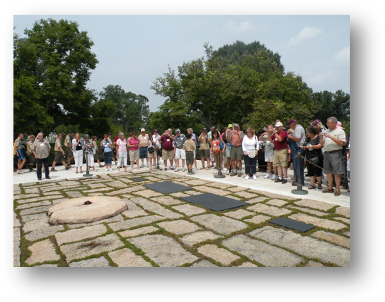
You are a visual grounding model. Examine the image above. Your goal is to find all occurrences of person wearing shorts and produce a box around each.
[128,131,140,171]
[64,131,73,166]
[183,133,196,175]
[187,128,198,172]
[229,123,244,177]
[138,128,149,168]
[262,125,275,179]
[152,130,162,166]
[51,133,70,171]
[159,129,175,170]
[116,132,128,172]
[92,136,104,167]
[147,131,156,171]
[322,117,346,196]
[198,128,211,170]
[173,129,186,172]
[267,122,288,184]
[14,133,26,174]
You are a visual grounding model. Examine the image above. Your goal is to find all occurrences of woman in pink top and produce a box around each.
[116,132,128,172]
[128,131,140,171]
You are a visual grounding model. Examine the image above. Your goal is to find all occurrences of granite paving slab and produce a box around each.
[223,209,254,219]
[191,260,218,267]
[191,214,248,235]
[25,239,60,265]
[119,226,159,238]
[294,199,336,211]
[16,200,52,210]
[311,231,350,248]
[286,205,328,217]
[121,209,149,218]
[237,262,258,267]
[172,204,206,216]
[108,248,152,267]
[180,231,222,246]
[69,257,110,267]
[128,235,198,267]
[108,215,165,232]
[335,206,350,218]
[25,225,65,242]
[266,199,288,207]
[131,197,183,219]
[134,189,163,198]
[23,218,50,233]
[55,224,107,246]
[67,214,124,229]
[247,203,291,216]
[244,215,271,225]
[157,220,202,235]
[151,196,183,206]
[289,213,347,231]
[197,244,240,266]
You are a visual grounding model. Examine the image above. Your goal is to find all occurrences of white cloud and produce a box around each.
[306,70,335,87]
[288,26,323,45]
[334,46,350,61]
[224,21,253,33]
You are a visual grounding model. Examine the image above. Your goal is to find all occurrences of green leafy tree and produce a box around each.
[14,18,98,135]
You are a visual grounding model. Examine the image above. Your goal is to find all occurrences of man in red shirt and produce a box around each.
[267,121,289,184]
[158,129,175,171]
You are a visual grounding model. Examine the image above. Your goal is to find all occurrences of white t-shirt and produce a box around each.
[242,135,259,152]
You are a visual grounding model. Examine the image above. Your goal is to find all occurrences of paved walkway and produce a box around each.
[13,161,350,267]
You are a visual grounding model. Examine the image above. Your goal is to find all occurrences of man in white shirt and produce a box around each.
[322,117,346,196]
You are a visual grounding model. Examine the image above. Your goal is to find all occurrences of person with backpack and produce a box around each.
[210,129,226,172]
[242,127,259,180]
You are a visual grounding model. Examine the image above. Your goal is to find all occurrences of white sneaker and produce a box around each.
[253,175,257,180]
[264,173,272,179]
[105,168,108,171]
[271,174,277,181]
[146,163,149,167]
[182,168,186,172]
[140,163,144,168]
[223,167,227,171]
[244,175,250,180]
[109,168,112,171]
[174,167,179,172]
[226,170,230,175]
[17,170,24,174]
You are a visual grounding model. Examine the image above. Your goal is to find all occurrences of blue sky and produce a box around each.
[13,15,350,112]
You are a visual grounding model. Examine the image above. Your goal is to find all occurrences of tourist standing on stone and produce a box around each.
[152,129,162,167]
[32,132,51,180]
[187,128,198,172]
[229,123,244,177]
[72,133,84,174]
[322,117,347,196]
[242,127,259,180]
[267,121,288,184]
[147,131,156,171]
[14,133,26,174]
[301,126,323,190]
[224,124,233,175]
[107,133,118,166]
[173,129,187,172]
[64,131,74,167]
[102,134,113,171]
[287,119,306,186]
[210,129,225,172]
[92,136,104,168]
[183,133,196,175]
[159,129,175,171]
[51,133,70,172]
[261,125,276,180]
[128,131,140,171]
[116,132,128,172]
[26,134,36,172]
[138,128,150,168]
[83,134,96,172]
[198,128,211,170]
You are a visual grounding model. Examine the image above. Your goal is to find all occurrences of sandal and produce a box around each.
[308,185,316,190]
[318,184,322,189]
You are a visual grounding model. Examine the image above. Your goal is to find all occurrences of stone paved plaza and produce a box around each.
[13,170,350,267]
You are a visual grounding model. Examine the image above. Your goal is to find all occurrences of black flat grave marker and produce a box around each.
[132,177,147,182]
[269,217,315,233]
[143,181,192,194]
[180,193,249,212]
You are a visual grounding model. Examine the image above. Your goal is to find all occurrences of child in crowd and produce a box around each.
[183,133,196,175]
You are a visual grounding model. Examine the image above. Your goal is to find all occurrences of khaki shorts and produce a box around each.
[273,149,288,167]
[162,149,174,160]
[54,151,64,163]
[65,147,73,158]
[199,149,210,158]
[230,145,243,161]
[186,151,194,165]
[129,150,139,161]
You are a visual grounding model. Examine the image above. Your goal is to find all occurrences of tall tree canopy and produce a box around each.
[97,85,150,134]
[14,18,98,135]
[150,41,317,131]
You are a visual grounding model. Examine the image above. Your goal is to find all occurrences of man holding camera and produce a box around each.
[267,121,288,184]
[159,129,175,170]
[322,117,346,196]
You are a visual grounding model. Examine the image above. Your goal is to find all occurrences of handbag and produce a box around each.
[148,146,155,153]
[248,150,256,158]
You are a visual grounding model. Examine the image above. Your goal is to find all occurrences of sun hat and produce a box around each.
[275,122,283,127]
[336,121,344,129]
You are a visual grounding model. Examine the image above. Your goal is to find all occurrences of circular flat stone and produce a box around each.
[48,196,128,225]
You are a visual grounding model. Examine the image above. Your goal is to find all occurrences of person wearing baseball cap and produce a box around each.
[312,119,326,135]
[138,128,150,168]
[287,118,306,186]
[173,128,187,172]
[267,121,289,183]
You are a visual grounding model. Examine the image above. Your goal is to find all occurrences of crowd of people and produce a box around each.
[14,117,350,196]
